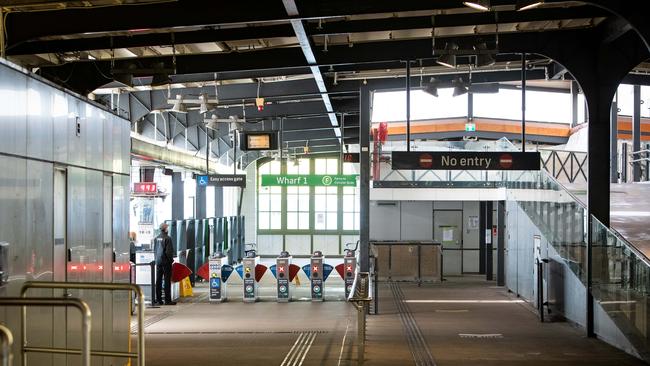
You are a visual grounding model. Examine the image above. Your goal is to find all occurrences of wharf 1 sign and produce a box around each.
[391,151,541,170]
[261,175,358,187]
[197,174,246,187]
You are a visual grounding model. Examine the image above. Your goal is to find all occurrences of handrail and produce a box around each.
[0,297,91,366]
[347,272,371,366]
[0,324,13,366]
[630,149,650,155]
[21,281,145,366]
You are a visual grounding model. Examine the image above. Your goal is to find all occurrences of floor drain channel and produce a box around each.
[390,282,437,366]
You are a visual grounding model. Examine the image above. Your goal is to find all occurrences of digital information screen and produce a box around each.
[247,134,271,149]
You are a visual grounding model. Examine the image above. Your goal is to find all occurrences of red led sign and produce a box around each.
[134,182,157,193]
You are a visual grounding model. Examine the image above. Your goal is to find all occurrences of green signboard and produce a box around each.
[261,175,358,187]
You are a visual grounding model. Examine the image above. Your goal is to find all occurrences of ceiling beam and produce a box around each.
[308,5,607,36]
[283,0,341,138]
[4,0,520,45]
[6,23,296,55]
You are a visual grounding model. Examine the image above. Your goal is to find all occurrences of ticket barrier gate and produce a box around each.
[310,251,324,301]
[208,255,227,302]
[242,253,259,303]
[343,252,357,299]
[276,251,291,302]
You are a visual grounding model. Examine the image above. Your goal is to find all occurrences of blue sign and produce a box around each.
[197,175,209,187]
[269,264,277,279]
[210,278,220,288]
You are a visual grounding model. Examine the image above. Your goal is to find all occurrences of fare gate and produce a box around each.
[276,252,291,302]
[209,255,227,302]
[242,254,259,303]
[310,251,324,301]
[344,254,357,298]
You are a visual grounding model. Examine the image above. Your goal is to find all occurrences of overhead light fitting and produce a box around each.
[474,42,496,67]
[452,79,469,97]
[516,0,543,11]
[423,78,439,97]
[436,42,459,69]
[199,93,214,115]
[171,95,187,113]
[423,84,439,97]
[463,0,490,11]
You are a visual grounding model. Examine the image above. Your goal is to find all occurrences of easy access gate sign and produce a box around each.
[391,151,541,170]
[261,175,358,186]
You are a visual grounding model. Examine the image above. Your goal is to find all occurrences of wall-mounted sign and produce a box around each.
[197,174,246,187]
[240,132,278,151]
[261,175,358,187]
[391,151,541,170]
[343,153,360,163]
[133,182,157,193]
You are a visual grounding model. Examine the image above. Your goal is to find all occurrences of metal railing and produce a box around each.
[539,149,588,184]
[0,324,13,366]
[0,297,91,366]
[347,272,372,366]
[21,281,145,366]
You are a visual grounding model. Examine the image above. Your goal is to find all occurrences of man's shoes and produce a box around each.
[163,301,177,305]
[152,301,164,306]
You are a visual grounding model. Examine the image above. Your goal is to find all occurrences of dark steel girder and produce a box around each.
[4,0,518,45]
[308,5,607,36]
[37,31,557,94]
[6,24,296,55]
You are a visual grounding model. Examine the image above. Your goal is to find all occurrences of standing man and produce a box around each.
[154,223,176,305]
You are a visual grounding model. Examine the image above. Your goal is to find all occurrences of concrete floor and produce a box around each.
[137,277,645,365]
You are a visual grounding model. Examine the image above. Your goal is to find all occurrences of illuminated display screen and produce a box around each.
[247,134,271,149]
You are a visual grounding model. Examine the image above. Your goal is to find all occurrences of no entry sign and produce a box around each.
[391,151,540,171]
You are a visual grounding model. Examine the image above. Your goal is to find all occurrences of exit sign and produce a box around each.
[134,182,157,193]
[465,123,476,132]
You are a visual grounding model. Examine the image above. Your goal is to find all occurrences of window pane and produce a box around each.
[315,195,326,211]
[343,163,358,174]
[327,195,338,211]
[343,213,353,230]
[315,212,326,230]
[315,186,326,194]
[259,195,270,211]
[287,194,297,211]
[259,212,269,230]
[343,197,354,212]
[299,213,310,230]
[327,159,338,174]
[287,212,297,230]
[354,213,360,230]
[270,212,282,229]
[299,186,309,195]
[327,213,338,230]
[299,196,310,212]
[287,186,298,194]
[327,186,337,195]
[315,159,327,174]
[271,186,282,195]
[270,195,282,211]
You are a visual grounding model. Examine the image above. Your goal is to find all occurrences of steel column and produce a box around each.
[214,186,223,218]
[486,201,494,281]
[611,94,618,183]
[521,53,527,152]
[171,172,184,220]
[571,80,579,128]
[479,201,486,275]
[406,60,411,152]
[496,200,505,286]
[633,84,642,182]
[360,86,371,272]
[196,180,206,219]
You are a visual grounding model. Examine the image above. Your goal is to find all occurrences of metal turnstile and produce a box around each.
[276,251,291,302]
[209,255,227,302]
[242,253,259,303]
[310,251,324,301]
[344,252,357,299]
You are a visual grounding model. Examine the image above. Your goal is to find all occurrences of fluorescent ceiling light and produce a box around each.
[516,0,544,11]
[463,0,490,11]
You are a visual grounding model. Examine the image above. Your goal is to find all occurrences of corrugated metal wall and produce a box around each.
[0,60,131,366]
